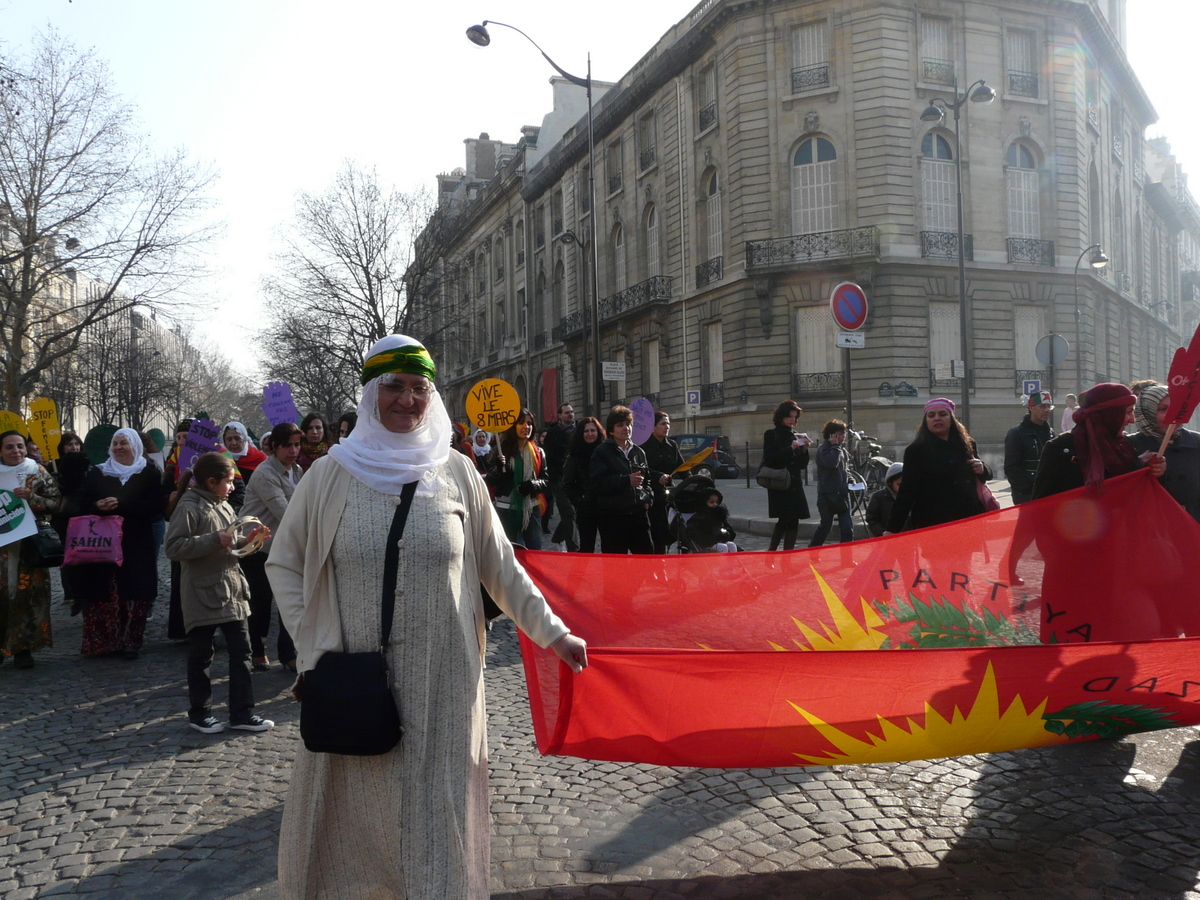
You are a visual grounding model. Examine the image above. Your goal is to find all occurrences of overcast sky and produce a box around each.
[1,0,1194,367]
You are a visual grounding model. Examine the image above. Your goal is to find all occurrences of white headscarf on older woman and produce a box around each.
[327,335,451,496]
[100,427,148,485]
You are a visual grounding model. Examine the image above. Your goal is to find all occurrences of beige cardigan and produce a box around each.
[266,450,570,674]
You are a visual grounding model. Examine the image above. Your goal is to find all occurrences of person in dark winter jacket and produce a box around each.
[1003,391,1055,504]
[762,400,811,551]
[561,418,605,553]
[683,486,738,552]
[865,462,903,537]
[1128,383,1200,522]
[588,406,654,554]
[641,411,684,553]
[810,419,853,546]
[886,398,992,533]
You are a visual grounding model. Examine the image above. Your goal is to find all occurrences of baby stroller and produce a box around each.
[668,474,738,553]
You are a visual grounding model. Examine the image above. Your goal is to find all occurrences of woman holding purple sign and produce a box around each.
[80,429,167,659]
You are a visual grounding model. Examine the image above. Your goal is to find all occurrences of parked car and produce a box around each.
[671,433,740,479]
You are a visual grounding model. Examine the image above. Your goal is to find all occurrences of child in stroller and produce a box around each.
[670,475,738,552]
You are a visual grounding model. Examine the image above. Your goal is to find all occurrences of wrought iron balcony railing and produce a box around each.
[639,146,656,170]
[1008,70,1038,97]
[1015,369,1045,394]
[599,275,673,321]
[1113,133,1124,161]
[700,381,724,405]
[922,58,954,85]
[607,172,622,195]
[533,331,547,350]
[746,227,879,270]
[1006,238,1055,266]
[556,310,590,340]
[535,232,545,248]
[553,218,563,235]
[516,250,525,267]
[696,256,723,288]
[920,231,974,261]
[495,265,504,282]
[793,371,844,398]
[791,63,830,93]
[698,101,717,131]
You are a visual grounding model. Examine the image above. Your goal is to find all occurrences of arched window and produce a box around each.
[1006,142,1040,239]
[1112,191,1125,276]
[645,205,660,277]
[921,133,955,232]
[552,260,565,325]
[612,224,627,293]
[791,137,838,234]
[705,174,722,262]
[534,270,547,335]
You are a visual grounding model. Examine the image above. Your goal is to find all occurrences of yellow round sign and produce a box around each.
[465,379,522,431]
[0,411,26,436]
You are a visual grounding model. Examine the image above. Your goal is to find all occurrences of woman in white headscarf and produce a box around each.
[80,428,167,659]
[0,430,61,669]
[268,335,588,900]
[222,421,267,485]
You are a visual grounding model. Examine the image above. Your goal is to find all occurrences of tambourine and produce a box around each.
[225,516,267,557]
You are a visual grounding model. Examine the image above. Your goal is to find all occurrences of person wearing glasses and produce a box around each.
[762,400,811,551]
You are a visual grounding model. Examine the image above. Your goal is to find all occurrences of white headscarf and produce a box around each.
[100,428,148,485]
[222,421,251,459]
[327,335,452,496]
[472,429,491,458]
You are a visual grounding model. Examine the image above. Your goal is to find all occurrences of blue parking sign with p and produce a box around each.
[1023,379,1041,396]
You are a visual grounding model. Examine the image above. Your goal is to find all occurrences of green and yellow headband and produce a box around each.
[361,345,437,386]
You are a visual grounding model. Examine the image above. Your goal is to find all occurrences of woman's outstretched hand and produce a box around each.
[550,633,588,673]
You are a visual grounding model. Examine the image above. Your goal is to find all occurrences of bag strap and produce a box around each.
[380,480,419,650]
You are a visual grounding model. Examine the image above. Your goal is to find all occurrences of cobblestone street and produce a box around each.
[2,560,1199,899]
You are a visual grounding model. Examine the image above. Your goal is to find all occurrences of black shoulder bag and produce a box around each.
[300,480,417,756]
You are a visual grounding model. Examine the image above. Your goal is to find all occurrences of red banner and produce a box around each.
[517,471,1200,768]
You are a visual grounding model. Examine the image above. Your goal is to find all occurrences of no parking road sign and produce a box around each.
[830,282,868,331]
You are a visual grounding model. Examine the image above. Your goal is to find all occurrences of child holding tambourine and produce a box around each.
[164,452,274,735]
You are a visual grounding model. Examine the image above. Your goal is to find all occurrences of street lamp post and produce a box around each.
[920,79,995,431]
[467,21,602,418]
[1073,244,1109,392]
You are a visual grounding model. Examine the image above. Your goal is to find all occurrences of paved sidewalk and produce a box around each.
[2,556,1199,899]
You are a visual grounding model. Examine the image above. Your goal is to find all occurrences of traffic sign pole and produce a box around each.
[829,283,869,429]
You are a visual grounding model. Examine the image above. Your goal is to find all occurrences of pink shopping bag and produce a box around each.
[63,515,124,566]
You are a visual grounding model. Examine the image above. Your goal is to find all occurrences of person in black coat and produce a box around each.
[78,429,167,659]
[640,410,684,553]
[562,417,605,553]
[51,435,92,615]
[886,399,992,533]
[588,406,654,554]
[1003,391,1055,505]
[762,400,811,551]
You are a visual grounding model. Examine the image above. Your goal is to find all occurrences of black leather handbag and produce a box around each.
[299,480,416,756]
[27,521,64,568]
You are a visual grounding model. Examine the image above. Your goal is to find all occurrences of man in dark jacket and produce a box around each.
[1004,391,1055,505]
[542,403,576,548]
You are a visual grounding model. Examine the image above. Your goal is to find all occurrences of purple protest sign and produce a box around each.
[629,397,655,445]
[178,418,221,474]
[262,381,301,427]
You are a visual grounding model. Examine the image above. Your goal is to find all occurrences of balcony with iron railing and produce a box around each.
[791,63,830,93]
[1113,132,1124,161]
[1006,238,1055,266]
[921,58,954,85]
[746,226,879,271]
[553,218,563,235]
[700,381,724,406]
[793,371,844,398]
[696,256,723,288]
[599,275,672,321]
[580,194,590,213]
[607,172,622,195]
[920,231,974,261]
[516,250,525,267]
[535,231,545,248]
[495,265,504,282]
[555,309,591,341]
[1007,70,1038,97]
[698,101,716,131]
[639,146,656,170]
[533,332,548,350]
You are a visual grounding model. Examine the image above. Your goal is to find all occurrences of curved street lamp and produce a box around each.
[466,21,602,418]
[1073,244,1109,391]
[919,79,995,430]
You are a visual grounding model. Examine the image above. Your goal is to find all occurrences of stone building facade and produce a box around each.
[420,0,1195,457]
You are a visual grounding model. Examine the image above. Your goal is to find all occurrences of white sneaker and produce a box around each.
[230,715,275,732]
[189,716,225,734]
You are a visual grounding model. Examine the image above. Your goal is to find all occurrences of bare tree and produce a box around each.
[258,162,458,400]
[0,30,216,409]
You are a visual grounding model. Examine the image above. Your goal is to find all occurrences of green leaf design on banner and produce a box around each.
[877,593,1040,648]
[1043,701,1178,739]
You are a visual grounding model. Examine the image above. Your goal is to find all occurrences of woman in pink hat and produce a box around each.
[885,398,992,533]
